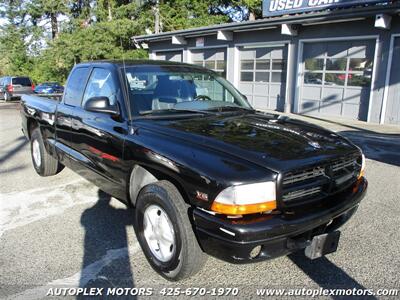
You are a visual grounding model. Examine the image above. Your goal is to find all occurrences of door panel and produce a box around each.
[68,67,129,200]
[54,103,76,166]
[70,108,128,200]
[300,40,375,121]
[54,67,90,165]
[385,37,400,125]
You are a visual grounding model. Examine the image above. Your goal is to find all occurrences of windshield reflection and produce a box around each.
[122,65,251,117]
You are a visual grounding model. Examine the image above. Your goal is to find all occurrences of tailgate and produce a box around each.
[12,78,33,95]
[12,85,32,94]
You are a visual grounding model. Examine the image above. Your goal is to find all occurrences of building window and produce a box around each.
[193,59,226,78]
[303,56,373,88]
[240,72,253,82]
[240,57,286,83]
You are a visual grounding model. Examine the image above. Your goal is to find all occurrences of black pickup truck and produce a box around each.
[20,60,367,280]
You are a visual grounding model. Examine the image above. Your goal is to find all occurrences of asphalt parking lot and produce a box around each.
[1,101,400,299]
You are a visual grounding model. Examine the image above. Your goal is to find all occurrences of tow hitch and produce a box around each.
[287,230,341,260]
[304,231,341,260]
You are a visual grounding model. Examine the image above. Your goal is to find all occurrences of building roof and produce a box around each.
[133,2,400,43]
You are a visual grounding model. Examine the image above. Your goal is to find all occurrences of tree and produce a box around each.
[0,24,32,76]
[212,0,262,21]
[27,0,69,39]
[158,0,228,31]
[0,0,264,83]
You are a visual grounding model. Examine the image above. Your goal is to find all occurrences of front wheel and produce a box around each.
[30,127,64,176]
[134,181,207,281]
[4,92,10,102]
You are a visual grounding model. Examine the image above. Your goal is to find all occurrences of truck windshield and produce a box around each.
[122,65,252,116]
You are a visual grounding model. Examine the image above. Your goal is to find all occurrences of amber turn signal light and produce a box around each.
[211,200,277,215]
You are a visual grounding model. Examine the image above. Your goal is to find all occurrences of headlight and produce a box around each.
[358,153,366,179]
[211,181,277,215]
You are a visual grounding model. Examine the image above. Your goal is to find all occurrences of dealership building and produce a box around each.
[133,1,400,125]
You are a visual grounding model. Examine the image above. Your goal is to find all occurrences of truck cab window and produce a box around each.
[82,68,117,106]
[64,67,90,106]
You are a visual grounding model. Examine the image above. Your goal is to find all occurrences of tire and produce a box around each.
[4,92,9,102]
[30,127,64,176]
[134,181,207,281]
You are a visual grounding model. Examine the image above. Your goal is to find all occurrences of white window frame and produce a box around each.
[152,48,184,62]
[187,45,229,77]
[380,33,400,124]
[233,41,291,93]
[295,35,379,122]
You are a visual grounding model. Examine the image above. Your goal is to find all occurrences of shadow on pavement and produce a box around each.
[0,136,28,164]
[0,101,20,109]
[297,114,400,167]
[339,131,400,167]
[0,165,28,174]
[299,114,397,135]
[78,190,136,299]
[289,253,378,300]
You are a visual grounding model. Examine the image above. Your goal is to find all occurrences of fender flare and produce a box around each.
[129,165,158,206]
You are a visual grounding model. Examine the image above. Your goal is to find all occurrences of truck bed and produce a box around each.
[21,94,61,114]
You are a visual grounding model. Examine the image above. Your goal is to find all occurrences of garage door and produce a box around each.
[385,37,400,125]
[192,48,226,78]
[300,40,375,121]
[239,46,287,111]
[155,50,182,62]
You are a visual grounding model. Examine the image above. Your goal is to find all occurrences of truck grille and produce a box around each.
[282,155,362,206]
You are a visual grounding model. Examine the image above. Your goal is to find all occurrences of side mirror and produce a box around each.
[84,96,119,115]
[241,93,248,100]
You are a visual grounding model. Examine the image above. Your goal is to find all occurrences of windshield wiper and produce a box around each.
[139,108,215,116]
[208,106,255,113]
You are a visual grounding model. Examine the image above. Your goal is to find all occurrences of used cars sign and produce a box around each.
[263,0,388,17]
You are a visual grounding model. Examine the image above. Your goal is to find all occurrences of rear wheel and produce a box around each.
[30,127,64,176]
[134,181,207,281]
[4,92,10,102]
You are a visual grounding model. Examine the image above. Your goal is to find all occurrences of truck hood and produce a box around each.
[137,112,359,173]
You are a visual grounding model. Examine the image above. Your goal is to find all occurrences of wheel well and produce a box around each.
[27,118,38,139]
[128,165,190,207]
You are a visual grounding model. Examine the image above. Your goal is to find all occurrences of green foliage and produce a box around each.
[0,25,32,76]
[158,0,229,31]
[0,0,259,83]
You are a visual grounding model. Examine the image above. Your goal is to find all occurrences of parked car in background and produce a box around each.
[0,76,34,101]
[34,82,64,94]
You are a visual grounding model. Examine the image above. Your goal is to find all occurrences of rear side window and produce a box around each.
[64,67,90,106]
[12,77,32,86]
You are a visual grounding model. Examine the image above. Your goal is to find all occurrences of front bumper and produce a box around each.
[192,178,367,263]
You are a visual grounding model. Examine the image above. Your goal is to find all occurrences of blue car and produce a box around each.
[34,82,64,94]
